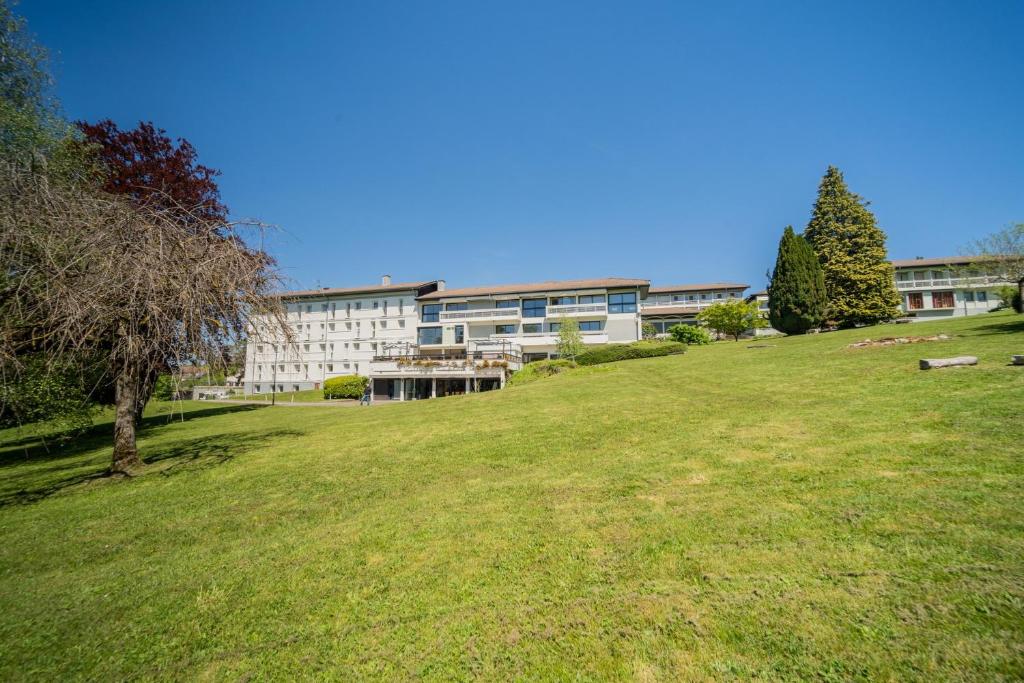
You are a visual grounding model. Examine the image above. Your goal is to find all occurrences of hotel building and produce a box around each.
[891,256,1012,320]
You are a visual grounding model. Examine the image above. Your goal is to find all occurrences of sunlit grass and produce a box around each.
[1,311,1022,680]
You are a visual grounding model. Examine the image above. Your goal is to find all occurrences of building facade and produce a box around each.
[891,257,1011,320]
[243,277,440,394]
[640,282,750,335]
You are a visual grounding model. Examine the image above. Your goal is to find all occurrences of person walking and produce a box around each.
[360,382,372,406]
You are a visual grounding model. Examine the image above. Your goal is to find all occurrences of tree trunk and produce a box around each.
[111,361,143,474]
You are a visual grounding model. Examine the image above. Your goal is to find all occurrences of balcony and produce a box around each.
[895,275,1007,290]
[438,307,521,322]
[546,303,608,317]
[641,299,720,311]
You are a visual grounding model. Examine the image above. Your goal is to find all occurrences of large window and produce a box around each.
[495,324,516,335]
[446,302,468,311]
[454,325,464,344]
[522,323,541,334]
[421,304,441,322]
[579,294,605,304]
[608,292,637,313]
[579,320,604,331]
[418,327,443,345]
[932,291,955,308]
[495,299,518,309]
[907,292,923,310]
[550,296,575,306]
[522,298,546,318]
[548,322,561,333]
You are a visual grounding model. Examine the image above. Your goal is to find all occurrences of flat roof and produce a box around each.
[418,277,649,300]
[649,282,749,294]
[276,281,439,299]
[890,256,986,268]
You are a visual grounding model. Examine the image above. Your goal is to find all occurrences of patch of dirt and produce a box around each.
[847,334,950,349]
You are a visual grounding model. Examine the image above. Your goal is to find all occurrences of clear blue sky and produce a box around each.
[22,0,1024,291]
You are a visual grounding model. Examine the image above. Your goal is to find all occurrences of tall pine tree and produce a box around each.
[804,166,901,327]
[768,226,827,334]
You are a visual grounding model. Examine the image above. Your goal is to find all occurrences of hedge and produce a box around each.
[323,375,369,400]
[575,341,687,366]
[507,359,576,386]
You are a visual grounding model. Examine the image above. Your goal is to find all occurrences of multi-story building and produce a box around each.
[892,256,1011,320]
[640,282,749,335]
[367,278,650,401]
[243,277,440,394]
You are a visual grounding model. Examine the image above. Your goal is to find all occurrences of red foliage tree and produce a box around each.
[75,119,228,223]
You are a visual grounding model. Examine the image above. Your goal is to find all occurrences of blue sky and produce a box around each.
[22,0,1024,291]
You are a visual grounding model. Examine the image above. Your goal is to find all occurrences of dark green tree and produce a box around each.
[803,166,901,327]
[767,226,827,334]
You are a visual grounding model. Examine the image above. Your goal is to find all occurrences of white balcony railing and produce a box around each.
[895,276,1008,290]
[546,303,608,317]
[640,300,721,310]
[439,307,521,322]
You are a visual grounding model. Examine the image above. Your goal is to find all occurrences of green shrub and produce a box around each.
[668,324,711,345]
[575,341,686,366]
[152,375,175,401]
[323,375,369,400]
[507,359,576,386]
[641,322,658,340]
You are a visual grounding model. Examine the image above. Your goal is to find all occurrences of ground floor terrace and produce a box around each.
[370,376,503,402]
[368,348,519,402]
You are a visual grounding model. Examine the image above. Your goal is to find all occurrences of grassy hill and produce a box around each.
[1,312,1022,680]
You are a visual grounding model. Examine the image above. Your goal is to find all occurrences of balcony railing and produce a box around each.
[640,300,719,310]
[438,307,521,322]
[546,303,608,317]
[895,275,1007,290]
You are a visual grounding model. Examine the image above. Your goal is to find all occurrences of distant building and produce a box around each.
[891,256,1011,320]
[640,282,749,335]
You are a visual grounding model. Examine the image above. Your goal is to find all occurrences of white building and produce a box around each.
[640,282,749,335]
[891,256,1011,320]
[367,278,650,401]
[243,277,441,394]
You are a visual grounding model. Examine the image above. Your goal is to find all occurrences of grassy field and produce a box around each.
[227,388,341,403]
[1,312,1022,680]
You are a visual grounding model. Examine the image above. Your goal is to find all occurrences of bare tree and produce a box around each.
[968,223,1024,308]
[0,163,290,473]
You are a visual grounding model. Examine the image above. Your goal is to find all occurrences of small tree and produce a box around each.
[697,299,765,341]
[556,319,584,360]
[641,322,658,339]
[968,223,1024,313]
[768,225,827,334]
[668,324,711,345]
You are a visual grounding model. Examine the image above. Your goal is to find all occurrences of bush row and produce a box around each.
[323,375,369,400]
[575,341,687,366]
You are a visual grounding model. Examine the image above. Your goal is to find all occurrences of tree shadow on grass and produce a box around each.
[971,317,1024,336]
[0,404,269,465]
[0,428,304,507]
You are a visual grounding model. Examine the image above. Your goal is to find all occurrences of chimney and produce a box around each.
[381,274,391,286]
[436,279,446,292]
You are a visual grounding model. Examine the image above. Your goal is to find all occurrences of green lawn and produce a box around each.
[227,388,341,403]
[1,312,1022,680]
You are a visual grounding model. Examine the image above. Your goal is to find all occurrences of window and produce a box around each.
[328,323,335,331]
[418,327,443,345]
[293,384,300,392]
[715,293,723,299]
[932,291,955,308]
[257,344,264,352]
[381,321,387,328]
[523,323,541,333]
[495,324,516,335]
[373,301,378,310]
[897,271,910,281]
[455,325,464,344]
[353,343,360,350]
[579,294,605,304]
[964,290,975,302]
[931,270,946,280]
[346,303,351,316]
[321,303,329,312]
[327,364,333,372]
[255,385,261,393]
[422,304,441,322]
[399,299,404,314]
[907,292,924,310]
[977,291,987,302]
[579,320,604,331]
[306,305,312,313]
[495,299,518,309]
[548,322,561,333]
[700,294,708,300]
[446,302,468,311]
[399,320,406,328]
[355,302,362,310]
[608,292,637,313]
[522,298,546,318]
[383,301,388,315]
[550,296,575,306]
